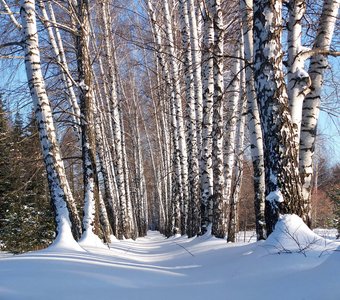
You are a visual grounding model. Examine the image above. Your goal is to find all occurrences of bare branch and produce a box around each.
[0,41,23,49]
[300,49,340,60]
[0,0,22,30]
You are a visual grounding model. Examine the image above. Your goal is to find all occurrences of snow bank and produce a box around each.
[263,214,332,255]
[44,230,85,253]
[78,230,108,249]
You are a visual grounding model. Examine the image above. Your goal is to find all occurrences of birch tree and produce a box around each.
[178,0,201,237]
[74,0,100,238]
[200,0,215,234]
[163,0,191,235]
[299,0,339,226]
[227,63,247,243]
[286,0,310,151]
[188,0,203,152]
[20,0,82,242]
[253,0,305,234]
[240,0,266,240]
[210,0,227,238]
[223,45,240,239]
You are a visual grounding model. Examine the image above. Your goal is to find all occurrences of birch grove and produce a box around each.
[0,0,338,247]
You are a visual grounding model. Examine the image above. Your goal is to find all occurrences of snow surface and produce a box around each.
[0,215,339,300]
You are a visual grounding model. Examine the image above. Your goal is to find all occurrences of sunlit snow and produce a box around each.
[0,215,339,300]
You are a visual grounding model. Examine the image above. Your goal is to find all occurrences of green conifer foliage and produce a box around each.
[0,106,55,253]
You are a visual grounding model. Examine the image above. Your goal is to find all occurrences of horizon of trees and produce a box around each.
[0,0,339,252]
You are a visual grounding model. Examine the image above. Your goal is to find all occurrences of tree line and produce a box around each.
[0,0,339,251]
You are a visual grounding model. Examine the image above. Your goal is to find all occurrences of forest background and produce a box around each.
[0,0,339,253]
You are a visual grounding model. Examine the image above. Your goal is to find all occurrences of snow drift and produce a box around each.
[263,214,335,255]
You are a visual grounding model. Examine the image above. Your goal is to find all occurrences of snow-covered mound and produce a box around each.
[263,214,333,255]
[78,230,108,249]
[43,230,85,253]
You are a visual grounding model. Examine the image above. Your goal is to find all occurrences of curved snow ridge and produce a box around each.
[262,214,337,256]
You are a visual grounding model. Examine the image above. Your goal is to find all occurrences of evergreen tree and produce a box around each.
[0,108,55,253]
[0,96,12,247]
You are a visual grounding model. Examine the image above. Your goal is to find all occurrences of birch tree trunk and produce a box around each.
[97,188,112,243]
[93,61,120,238]
[223,44,240,235]
[210,0,226,238]
[200,0,215,234]
[287,0,310,152]
[76,0,99,237]
[179,0,201,237]
[299,0,339,226]
[20,0,82,241]
[228,65,247,243]
[253,0,304,235]
[129,84,148,237]
[240,0,266,240]
[188,0,203,152]
[118,84,137,238]
[163,0,190,235]
[93,84,117,239]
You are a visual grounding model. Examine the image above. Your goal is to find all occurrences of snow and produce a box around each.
[44,229,85,253]
[296,67,309,80]
[78,230,108,249]
[0,217,339,300]
[266,189,284,203]
[78,80,89,91]
[263,214,337,255]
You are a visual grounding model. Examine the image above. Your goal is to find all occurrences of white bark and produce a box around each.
[299,0,339,225]
[228,60,247,243]
[98,188,112,242]
[210,0,226,238]
[118,84,136,238]
[76,0,98,236]
[179,0,201,237]
[188,0,203,152]
[287,0,310,150]
[163,0,190,235]
[253,0,304,234]
[240,0,266,240]
[130,84,148,236]
[20,0,81,241]
[200,0,214,233]
[224,45,240,218]
[93,58,120,237]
